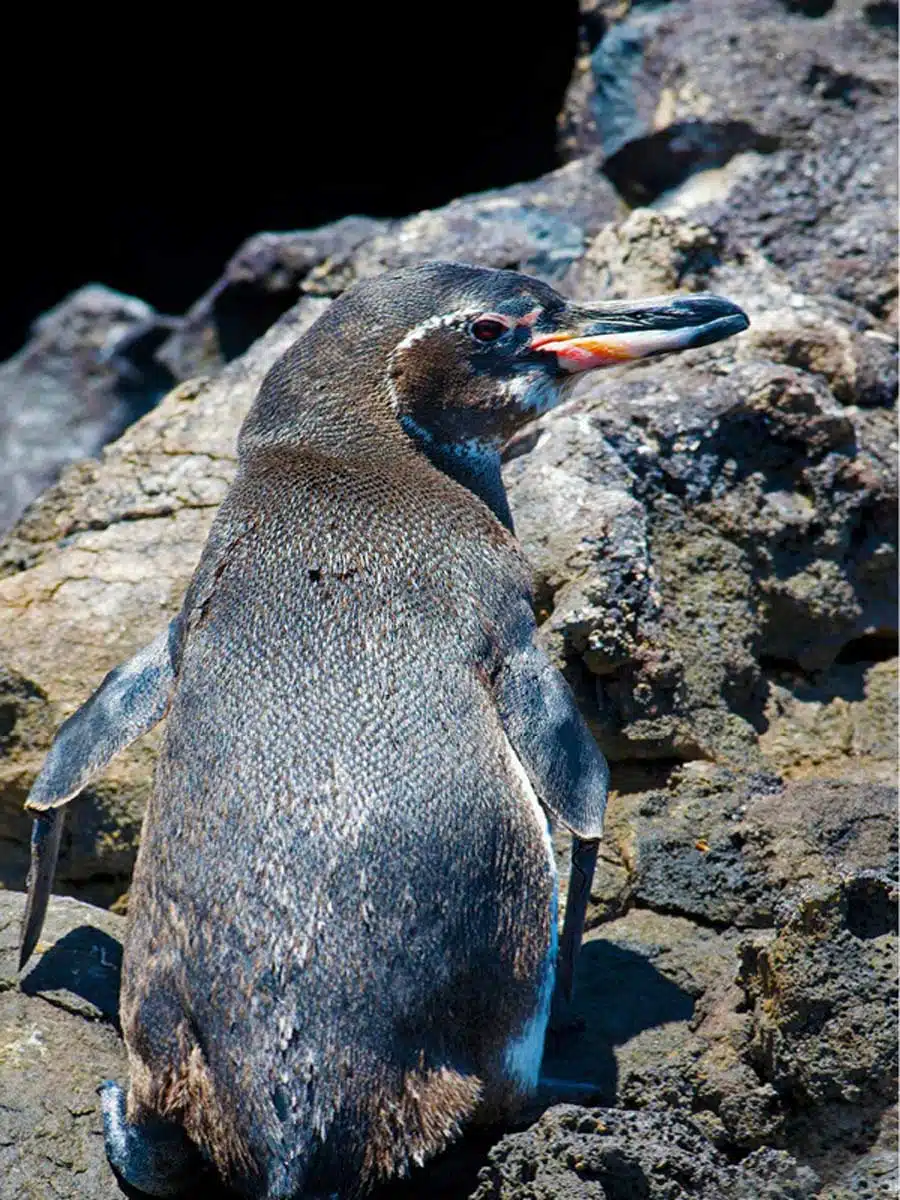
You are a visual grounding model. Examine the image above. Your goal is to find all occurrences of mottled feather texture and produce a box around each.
[122,264,610,1196]
[125,419,558,1194]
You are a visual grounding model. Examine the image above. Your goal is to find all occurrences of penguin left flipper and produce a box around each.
[19,621,179,971]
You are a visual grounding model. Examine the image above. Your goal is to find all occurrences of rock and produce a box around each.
[504,210,897,764]
[0,285,176,537]
[158,216,387,379]
[2,206,896,901]
[470,1105,820,1199]
[739,874,898,1109]
[0,890,824,1200]
[760,658,898,780]
[348,158,621,284]
[537,767,898,1182]
[159,160,623,380]
[559,0,897,319]
[593,768,898,932]
[0,891,126,1199]
[1,785,893,1198]
[731,874,899,1190]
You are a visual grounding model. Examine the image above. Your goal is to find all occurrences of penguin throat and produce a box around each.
[399,415,514,531]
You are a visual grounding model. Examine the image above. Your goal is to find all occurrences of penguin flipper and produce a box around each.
[494,639,609,841]
[25,622,178,814]
[19,622,178,972]
[554,835,599,1007]
[494,638,609,1006]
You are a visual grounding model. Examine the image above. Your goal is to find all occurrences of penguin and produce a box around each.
[19,262,749,1199]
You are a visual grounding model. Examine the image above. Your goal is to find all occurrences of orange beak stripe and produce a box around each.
[531,332,638,367]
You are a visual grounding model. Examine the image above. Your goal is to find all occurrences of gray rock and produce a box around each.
[0,892,126,1200]
[733,873,899,1190]
[2,205,896,906]
[349,158,621,284]
[159,161,623,381]
[542,768,900,1178]
[739,874,898,1109]
[158,215,387,378]
[504,210,897,764]
[0,889,836,1199]
[0,297,328,900]
[558,0,898,318]
[761,658,898,778]
[593,767,898,931]
[470,1105,820,1199]
[0,285,176,537]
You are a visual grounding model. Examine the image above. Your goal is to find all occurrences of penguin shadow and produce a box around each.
[19,924,123,1028]
[540,938,694,1099]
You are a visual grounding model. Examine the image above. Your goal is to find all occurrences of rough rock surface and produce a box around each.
[506,209,897,767]
[0,892,126,1200]
[0,3,896,1194]
[0,286,176,537]
[0,296,328,900]
[158,158,623,381]
[471,1106,820,1199]
[0,202,895,950]
[2,838,894,1198]
[559,0,898,320]
[158,216,387,379]
[540,769,899,1190]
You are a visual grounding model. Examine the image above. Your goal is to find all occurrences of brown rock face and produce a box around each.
[6,877,894,1198]
[0,300,327,900]
[506,210,896,770]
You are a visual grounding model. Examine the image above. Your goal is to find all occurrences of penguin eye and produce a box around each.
[470,316,511,343]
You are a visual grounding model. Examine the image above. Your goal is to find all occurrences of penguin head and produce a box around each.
[378,262,749,450]
[244,261,748,459]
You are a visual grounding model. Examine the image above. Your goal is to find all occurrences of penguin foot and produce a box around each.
[100,1080,206,1197]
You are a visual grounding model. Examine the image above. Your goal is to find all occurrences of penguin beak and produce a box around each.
[531,293,750,372]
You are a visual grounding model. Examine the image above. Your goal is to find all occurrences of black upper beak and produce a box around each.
[531,293,750,371]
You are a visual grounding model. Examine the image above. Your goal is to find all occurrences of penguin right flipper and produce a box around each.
[493,637,609,841]
[493,637,609,1006]
[19,621,179,971]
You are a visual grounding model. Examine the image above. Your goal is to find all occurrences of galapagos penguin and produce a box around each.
[19,262,749,1198]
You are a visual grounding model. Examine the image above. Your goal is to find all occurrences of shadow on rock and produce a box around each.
[542,938,695,1103]
[20,923,122,1027]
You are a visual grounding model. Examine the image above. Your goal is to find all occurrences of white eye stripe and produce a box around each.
[391,309,484,357]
